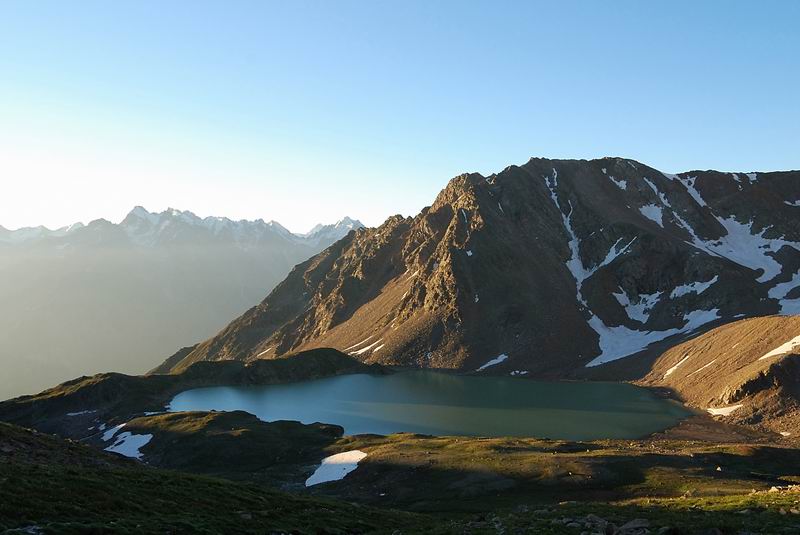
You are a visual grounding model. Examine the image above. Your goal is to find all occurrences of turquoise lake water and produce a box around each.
[168,371,690,440]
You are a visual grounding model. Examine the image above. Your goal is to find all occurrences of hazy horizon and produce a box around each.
[0,204,362,235]
[6,151,800,234]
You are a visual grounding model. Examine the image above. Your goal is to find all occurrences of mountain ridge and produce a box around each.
[158,156,800,376]
[0,206,364,248]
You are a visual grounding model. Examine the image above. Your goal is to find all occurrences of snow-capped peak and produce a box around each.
[126,206,160,225]
[336,216,360,228]
[0,222,85,243]
[3,206,363,250]
[300,216,364,245]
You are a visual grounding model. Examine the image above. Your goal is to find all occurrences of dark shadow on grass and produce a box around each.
[303,437,800,515]
[121,410,342,487]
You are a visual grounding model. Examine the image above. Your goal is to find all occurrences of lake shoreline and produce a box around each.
[168,369,693,441]
[0,348,781,446]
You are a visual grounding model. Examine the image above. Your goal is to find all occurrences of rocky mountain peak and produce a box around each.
[335,216,361,228]
[159,157,800,377]
[301,217,365,248]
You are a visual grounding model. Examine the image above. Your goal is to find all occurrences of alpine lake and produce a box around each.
[168,371,691,440]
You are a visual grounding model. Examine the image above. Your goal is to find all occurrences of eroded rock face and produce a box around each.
[161,157,800,376]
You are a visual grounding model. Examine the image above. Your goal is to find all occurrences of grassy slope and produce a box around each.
[0,422,429,534]
[441,491,800,534]
[314,433,800,510]
[310,432,800,533]
[101,411,800,512]
[5,420,800,534]
[122,410,343,486]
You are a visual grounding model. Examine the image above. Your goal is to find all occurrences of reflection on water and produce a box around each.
[168,371,690,440]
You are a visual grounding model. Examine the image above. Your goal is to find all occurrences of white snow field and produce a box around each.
[476,354,509,371]
[305,450,368,487]
[104,432,153,460]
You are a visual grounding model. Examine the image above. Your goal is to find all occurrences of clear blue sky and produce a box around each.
[1,1,798,232]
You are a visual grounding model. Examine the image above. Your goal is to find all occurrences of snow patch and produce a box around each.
[305,450,367,486]
[639,204,664,227]
[703,216,800,282]
[707,404,743,416]
[466,250,473,257]
[672,211,710,253]
[104,432,153,460]
[677,176,707,207]
[644,177,672,207]
[779,298,800,315]
[785,200,800,207]
[255,347,274,358]
[613,290,662,323]
[769,269,800,314]
[510,370,528,376]
[664,354,691,378]
[670,276,718,299]
[345,336,375,352]
[687,358,717,377]
[643,177,659,196]
[351,339,384,356]
[66,410,96,417]
[608,175,627,190]
[759,335,800,361]
[101,423,126,442]
[586,309,720,367]
[476,354,508,371]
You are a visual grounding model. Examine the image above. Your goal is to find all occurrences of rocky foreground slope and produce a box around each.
[158,157,800,376]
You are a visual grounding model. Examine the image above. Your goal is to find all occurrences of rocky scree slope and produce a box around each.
[159,157,800,376]
[642,315,800,437]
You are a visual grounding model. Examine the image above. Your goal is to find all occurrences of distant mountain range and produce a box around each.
[0,207,362,400]
[0,207,362,249]
[158,157,800,378]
